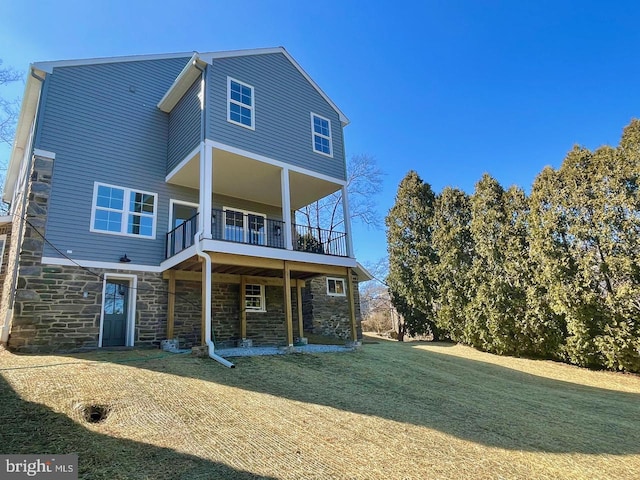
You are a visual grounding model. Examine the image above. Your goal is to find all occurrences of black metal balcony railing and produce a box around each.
[165,211,348,258]
[292,223,348,257]
[211,208,285,249]
[166,213,199,258]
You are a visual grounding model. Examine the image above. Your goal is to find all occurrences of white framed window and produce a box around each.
[227,77,255,130]
[0,234,6,273]
[245,284,265,312]
[326,277,346,296]
[90,182,158,239]
[311,113,333,157]
[223,207,266,245]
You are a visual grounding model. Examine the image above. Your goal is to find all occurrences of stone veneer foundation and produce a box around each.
[10,266,168,352]
[303,275,363,340]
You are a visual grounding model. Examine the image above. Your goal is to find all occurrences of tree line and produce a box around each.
[386,119,640,373]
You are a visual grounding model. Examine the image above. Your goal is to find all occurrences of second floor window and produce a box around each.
[223,208,266,246]
[91,182,157,239]
[228,77,254,129]
[311,113,333,157]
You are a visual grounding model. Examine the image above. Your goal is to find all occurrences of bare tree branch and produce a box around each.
[295,154,385,232]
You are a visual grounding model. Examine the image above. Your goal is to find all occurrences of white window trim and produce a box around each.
[98,274,138,348]
[227,77,255,130]
[310,112,333,158]
[168,199,200,232]
[90,182,158,239]
[245,283,266,312]
[0,234,6,273]
[222,206,267,244]
[326,277,346,296]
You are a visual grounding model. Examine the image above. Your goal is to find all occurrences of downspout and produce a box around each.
[193,59,234,368]
[195,235,234,368]
[1,69,45,344]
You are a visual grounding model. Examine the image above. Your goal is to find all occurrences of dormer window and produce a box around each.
[227,77,254,129]
[311,113,333,157]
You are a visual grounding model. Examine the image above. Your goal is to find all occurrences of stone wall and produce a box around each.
[303,275,363,341]
[9,266,168,353]
[173,280,202,348]
[0,222,12,309]
[211,283,297,348]
[211,282,240,348]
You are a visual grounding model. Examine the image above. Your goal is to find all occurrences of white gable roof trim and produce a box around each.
[32,51,195,73]
[157,54,208,113]
[32,47,350,126]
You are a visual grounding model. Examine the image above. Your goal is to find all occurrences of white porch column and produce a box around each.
[200,143,213,239]
[341,184,355,257]
[281,167,293,250]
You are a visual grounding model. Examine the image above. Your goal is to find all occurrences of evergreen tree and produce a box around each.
[468,174,522,354]
[527,166,568,359]
[432,187,474,342]
[386,171,442,340]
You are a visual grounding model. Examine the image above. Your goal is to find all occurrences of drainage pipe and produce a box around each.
[194,233,235,368]
[192,59,234,368]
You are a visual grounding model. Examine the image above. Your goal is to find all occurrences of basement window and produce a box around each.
[326,277,346,296]
[245,284,265,312]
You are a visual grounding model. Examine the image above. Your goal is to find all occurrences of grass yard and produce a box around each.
[0,337,639,479]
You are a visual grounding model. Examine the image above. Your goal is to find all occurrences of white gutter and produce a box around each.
[194,230,235,368]
[3,67,46,204]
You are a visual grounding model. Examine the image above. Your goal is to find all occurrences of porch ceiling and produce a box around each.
[170,255,318,280]
[166,148,342,210]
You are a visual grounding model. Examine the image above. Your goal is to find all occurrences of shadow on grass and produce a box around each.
[0,375,274,480]
[18,342,640,456]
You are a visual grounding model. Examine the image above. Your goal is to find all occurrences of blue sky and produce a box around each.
[1,0,640,265]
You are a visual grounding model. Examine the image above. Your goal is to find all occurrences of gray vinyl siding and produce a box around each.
[167,78,201,174]
[207,53,346,180]
[35,57,197,266]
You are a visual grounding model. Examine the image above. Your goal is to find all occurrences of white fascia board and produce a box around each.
[201,239,357,267]
[41,256,163,273]
[157,54,208,112]
[201,47,350,126]
[0,216,12,224]
[200,47,284,61]
[207,140,347,186]
[159,245,198,271]
[33,149,56,159]
[32,51,195,73]
[354,262,374,282]
[3,67,46,204]
[165,143,201,183]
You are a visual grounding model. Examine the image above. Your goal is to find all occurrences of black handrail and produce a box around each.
[165,211,349,259]
[211,208,285,249]
[292,223,348,257]
[166,212,199,258]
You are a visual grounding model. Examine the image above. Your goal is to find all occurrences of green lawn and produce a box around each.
[1,338,639,479]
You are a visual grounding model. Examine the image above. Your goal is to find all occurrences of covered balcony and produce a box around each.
[164,142,354,265]
[166,209,348,259]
